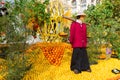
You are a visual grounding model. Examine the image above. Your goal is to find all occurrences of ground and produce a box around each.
[23,49,120,80]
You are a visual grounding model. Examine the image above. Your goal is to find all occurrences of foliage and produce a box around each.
[111,0,120,22]
[0,52,32,80]
[0,0,50,80]
[85,0,120,60]
[0,0,50,43]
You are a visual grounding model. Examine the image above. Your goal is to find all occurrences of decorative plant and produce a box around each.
[0,52,32,80]
[85,0,120,60]
[0,0,50,80]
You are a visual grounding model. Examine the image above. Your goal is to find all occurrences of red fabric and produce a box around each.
[70,21,87,48]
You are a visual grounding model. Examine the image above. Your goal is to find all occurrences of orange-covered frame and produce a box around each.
[27,42,72,66]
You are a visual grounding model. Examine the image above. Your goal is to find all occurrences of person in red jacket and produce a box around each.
[70,12,91,74]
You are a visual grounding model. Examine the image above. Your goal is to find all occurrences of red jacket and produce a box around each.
[70,21,87,48]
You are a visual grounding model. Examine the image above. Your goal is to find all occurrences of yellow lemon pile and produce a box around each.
[0,42,120,80]
[23,42,120,80]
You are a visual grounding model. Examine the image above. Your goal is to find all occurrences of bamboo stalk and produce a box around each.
[62,15,76,22]
[62,15,91,26]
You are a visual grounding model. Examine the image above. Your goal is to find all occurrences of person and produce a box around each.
[69,12,91,74]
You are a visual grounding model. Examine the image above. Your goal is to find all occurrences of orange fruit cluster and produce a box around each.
[107,74,120,80]
[41,46,64,66]
[99,54,106,59]
[39,43,72,66]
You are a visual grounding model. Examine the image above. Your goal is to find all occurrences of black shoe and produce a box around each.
[73,69,81,74]
[81,68,92,72]
[112,69,120,74]
[86,69,92,72]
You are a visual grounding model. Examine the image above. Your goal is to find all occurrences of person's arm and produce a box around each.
[69,22,75,44]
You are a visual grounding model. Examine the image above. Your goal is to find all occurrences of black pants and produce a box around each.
[70,48,90,72]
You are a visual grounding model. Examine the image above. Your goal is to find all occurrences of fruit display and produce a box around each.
[107,75,120,80]
[22,43,120,80]
[98,43,116,60]
[25,0,72,42]
[26,42,72,66]
[59,32,68,37]
[0,0,120,80]
[0,42,120,80]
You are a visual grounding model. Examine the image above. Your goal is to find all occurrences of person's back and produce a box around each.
[70,21,87,48]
